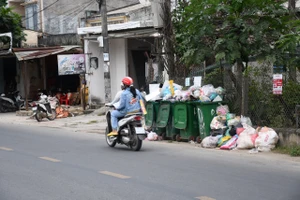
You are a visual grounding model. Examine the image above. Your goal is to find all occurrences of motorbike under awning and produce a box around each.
[12,45,82,111]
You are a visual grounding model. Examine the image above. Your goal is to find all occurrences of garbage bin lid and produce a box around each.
[156,103,170,128]
[174,103,187,129]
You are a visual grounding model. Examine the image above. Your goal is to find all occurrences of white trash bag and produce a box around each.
[147,131,158,141]
[210,116,226,129]
[241,115,252,126]
[227,116,241,127]
[201,84,216,97]
[236,125,256,149]
[255,127,279,152]
[201,136,219,148]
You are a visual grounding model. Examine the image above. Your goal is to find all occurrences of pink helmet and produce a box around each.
[122,76,133,86]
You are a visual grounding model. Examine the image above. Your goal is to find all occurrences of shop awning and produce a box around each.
[13,45,82,61]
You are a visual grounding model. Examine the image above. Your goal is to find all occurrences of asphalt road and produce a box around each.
[0,123,300,200]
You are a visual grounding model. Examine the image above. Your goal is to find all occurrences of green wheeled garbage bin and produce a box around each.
[145,101,156,127]
[195,102,219,143]
[156,101,179,140]
[165,102,180,140]
[156,101,170,139]
[145,101,165,135]
[173,102,199,142]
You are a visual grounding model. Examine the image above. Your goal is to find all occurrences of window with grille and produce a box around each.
[25,4,38,31]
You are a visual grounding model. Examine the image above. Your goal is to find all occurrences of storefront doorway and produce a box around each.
[46,55,81,95]
[0,56,17,94]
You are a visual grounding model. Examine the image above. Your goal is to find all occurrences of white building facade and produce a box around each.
[78,1,164,105]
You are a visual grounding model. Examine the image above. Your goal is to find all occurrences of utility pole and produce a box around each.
[98,0,111,102]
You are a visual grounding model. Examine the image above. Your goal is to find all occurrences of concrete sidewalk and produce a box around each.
[0,112,107,134]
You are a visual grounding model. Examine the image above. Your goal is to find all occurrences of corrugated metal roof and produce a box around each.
[13,46,62,52]
[13,46,81,61]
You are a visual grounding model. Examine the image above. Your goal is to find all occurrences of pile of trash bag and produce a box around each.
[144,79,279,153]
[201,104,279,153]
[146,80,225,103]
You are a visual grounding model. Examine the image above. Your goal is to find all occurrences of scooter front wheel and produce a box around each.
[47,109,56,121]
[35,110,43,122]
[105,127,116,147]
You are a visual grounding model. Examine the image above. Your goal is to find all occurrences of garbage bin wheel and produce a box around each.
[196,136,202,144]
[172,134,177,141]
[175,134,181,142]
[188,136,195,142]
[161,132,167,140]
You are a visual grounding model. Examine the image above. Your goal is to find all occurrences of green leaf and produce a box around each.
[0,6,25,47]
[215,52,225,61]
[173,0,300,71]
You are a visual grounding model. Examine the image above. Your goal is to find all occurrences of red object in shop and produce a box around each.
[60,93,72,105]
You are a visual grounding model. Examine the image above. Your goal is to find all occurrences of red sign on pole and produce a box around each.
[273,74,283,95]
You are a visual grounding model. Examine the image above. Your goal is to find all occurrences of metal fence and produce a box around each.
[244,65,300,128]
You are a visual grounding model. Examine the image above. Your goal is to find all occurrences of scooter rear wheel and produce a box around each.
[130,127,142,151]
[105,127,116,147]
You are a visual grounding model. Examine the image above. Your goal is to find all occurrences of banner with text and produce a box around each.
[273,74,283,95]
[57,54,86,76]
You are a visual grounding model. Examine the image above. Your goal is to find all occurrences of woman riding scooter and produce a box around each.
[107,76,144,137]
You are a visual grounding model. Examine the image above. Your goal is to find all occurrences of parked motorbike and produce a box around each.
[0,91,24,112]
[105,106,147,151]
[32,94,58,122]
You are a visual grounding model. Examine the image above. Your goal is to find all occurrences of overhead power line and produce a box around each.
[22,0,60,22]
[35,0,94,28]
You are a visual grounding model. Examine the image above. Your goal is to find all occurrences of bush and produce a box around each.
[273,145,300,157]
[290,145,300,157]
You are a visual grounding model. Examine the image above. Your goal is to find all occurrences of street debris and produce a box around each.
[56,106,70,118]
[146,131,158,141]
[144,80,279,154]
[200,104,279,154]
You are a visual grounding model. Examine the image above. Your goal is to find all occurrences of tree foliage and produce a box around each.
[173,0,300,66]
[0,0,6,7]
[0,6,25,47]
[173,0,300,116]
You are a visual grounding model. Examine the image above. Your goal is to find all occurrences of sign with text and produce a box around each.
[57,54,86,75]
[103,53,109,62]
[185,77,190,86]
[194,76,202,87]
[273,74,283,95]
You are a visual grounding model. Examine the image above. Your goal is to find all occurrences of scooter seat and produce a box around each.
[125,112,143,117]
[117,112,143,120]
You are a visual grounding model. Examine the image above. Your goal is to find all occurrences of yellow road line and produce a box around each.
[39,157,61,163]
[99,171,130,179]
[195,196,216,200]
[0,147,13,151]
